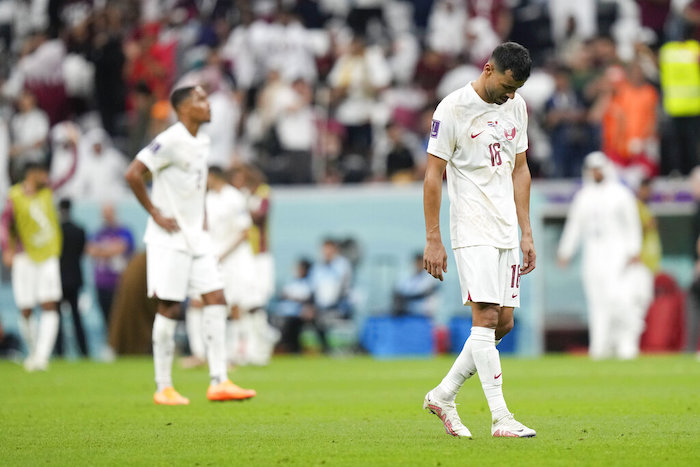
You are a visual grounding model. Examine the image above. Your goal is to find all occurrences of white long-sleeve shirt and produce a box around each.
[558,177,642,274]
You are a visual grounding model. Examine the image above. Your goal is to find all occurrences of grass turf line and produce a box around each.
[0,355,698,466]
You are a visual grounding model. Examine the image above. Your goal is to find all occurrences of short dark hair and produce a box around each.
[298,258,312,276]
[59,198,72,211]
[208,165,225,179]
[491,42,532,82]
[169,86,196,112]
[23,161,48,177]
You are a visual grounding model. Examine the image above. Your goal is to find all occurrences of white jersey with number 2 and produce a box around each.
[136,122,210,255]
[427,82,529,249]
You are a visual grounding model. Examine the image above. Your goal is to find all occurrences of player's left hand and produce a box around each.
[424,238,448,281]
[520,235,536,275]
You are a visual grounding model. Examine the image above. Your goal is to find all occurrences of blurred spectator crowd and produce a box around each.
[0,0,699,199]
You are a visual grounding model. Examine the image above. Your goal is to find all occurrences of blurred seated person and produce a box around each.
[275,258,314,354]
[373,122,421,183]
[393,252,439,317]
[310,238,353,318]
[307,238,354,353]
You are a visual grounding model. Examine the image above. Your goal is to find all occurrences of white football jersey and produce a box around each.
[136,122,210,255]
[206,184,252,257]
[427,82,529,249]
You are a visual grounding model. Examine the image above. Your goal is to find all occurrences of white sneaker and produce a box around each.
[491,413,536,438]
[23,356,48,372]
[423,391,472,438]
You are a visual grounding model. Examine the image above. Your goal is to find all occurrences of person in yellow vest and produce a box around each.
[658,37,700,174]
[1,163,64,371]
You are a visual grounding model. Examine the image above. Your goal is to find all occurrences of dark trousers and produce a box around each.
[55,287,88,357]
[96,287,116,330]
[662,116,700,175]
[279,315,330,354]
[687,281,700,352]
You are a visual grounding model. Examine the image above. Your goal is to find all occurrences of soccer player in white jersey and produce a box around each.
[125,86,256,405]
[422,42,537,438]
[185,166,261,367]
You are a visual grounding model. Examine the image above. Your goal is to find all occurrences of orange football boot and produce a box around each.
[207,380,257,401]
[154,387,190,405]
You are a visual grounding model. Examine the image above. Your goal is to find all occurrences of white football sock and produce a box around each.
[185,305,205,360]
[226,319,240,365]
[18,314,37,357]
[471,327,510,422]
[237,311,254,366]
[203,305,228,385]
[433,327,483,402]
[153,314,177,392]
[34,311,59,366]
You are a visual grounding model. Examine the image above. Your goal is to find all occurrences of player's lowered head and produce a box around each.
[169,85,211,134]
[476,42,531,106]
[23,162,50,190]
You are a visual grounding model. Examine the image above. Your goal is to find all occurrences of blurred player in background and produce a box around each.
[231,163,278,365]
[184,166,260,368]
[125,85,255,405]
[422,42,536,438]
[558,151,651,360]
[0,158,75,370]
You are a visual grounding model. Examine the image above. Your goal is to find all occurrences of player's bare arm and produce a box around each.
[512,151,535,275]
[423,153,448,281]
[125,159,179,233]
[218,230,248,263]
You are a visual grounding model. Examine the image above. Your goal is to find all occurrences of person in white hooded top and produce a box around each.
[557,151,652,360]
[74,128,129,203]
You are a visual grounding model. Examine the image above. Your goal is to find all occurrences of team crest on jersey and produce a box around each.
[504,127,516,140]
[430,119,440,138]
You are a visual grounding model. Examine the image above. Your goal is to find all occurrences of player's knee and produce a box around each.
[496,319,514,340]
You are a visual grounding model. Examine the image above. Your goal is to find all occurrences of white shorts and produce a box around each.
[146,244,224,302]
[12,253,62,309]
[453,245,521,308]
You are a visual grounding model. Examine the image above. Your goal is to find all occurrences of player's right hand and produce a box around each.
[152,209,179,233]
[424,239,447,281]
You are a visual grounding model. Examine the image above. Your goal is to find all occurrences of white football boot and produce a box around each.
[423,391,472,438]
[491,413,536,438]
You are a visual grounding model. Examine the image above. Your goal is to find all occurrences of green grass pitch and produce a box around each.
[1,354,699,466]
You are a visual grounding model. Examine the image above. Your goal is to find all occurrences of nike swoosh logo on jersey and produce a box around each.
[512,293,518,298]
[470,130,485,138]
[494,372,502,380]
